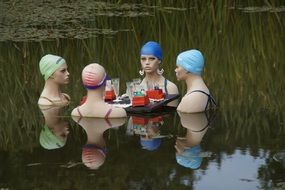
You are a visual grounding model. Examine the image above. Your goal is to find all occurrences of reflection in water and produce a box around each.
[39,105,69,150]
[72,116,126,170]
[127,114,172,151]
[175,111,213,169]
[274,150,285,166]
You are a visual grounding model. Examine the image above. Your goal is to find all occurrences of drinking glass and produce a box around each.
[132,78,141,85]
[111,78,120,98]
[126,82,134,103]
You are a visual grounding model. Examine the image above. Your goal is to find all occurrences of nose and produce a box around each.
[66,71,70,76]
[145,58,150,65]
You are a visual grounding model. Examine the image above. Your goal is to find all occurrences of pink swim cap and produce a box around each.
[82,144,106,170]
[82,63,107,90]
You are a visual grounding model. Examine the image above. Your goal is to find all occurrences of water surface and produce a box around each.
[0,1,284,189]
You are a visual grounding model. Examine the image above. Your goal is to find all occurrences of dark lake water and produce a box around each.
[0,0,284,189]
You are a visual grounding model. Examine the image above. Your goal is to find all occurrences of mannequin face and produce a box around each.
[140,55,161,74]
[175,65,188,81]
[51,63,69,85]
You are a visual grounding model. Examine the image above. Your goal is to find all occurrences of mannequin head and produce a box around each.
[175,49,204,81]
[39,54,69,84]
[82,145,106,170]
[140,41,162,74]
[175,112,210,169]
[82,63,107,90]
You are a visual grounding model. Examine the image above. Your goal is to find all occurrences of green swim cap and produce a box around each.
[39,54,66,81]
[39,124,66,150]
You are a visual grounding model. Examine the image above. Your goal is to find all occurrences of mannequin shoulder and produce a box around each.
[62,93,71,101]
[38,97,53,106]
[177,93,208,113]
[71,106,81,117]
[109,107,127,118]
[166,80,179,94]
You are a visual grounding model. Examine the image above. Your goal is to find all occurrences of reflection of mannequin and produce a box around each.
[175,50,216,113]
[71,63,126,118]
[139,41,179,107]
[72,116,126,170]
[127,115,167,151]
[175,112,211,169]
[39,105,69,150]
[38,54,70,107]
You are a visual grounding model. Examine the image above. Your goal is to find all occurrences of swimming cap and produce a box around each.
[140,41,163,61]
[39,125,66,150]
[175,145,202,169]
[82,63,108,90]
[140,137,161,151]
[82,144,106,170]
[176,49,204,75]
[39,54,66,81]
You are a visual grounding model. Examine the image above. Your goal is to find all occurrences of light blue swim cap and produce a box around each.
[140,137,161,151]
[176,145,202,169]
[176,49,204,75]
[140,41,163,61]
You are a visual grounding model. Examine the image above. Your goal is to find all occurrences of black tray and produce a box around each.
[108,94,180,113]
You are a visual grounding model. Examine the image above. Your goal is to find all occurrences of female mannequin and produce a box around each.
[38,54,70,106]
[175,49,216,113]
[71,63,127,118]
[39,105,69,150]
[175,112,210,169]
[72,116,126,170]
[139,41,179,107]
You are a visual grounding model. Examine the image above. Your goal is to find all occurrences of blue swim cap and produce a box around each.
[140,137,161,151]
[140,41,163,61]
[176,145,202,169]
[176,49,204,75]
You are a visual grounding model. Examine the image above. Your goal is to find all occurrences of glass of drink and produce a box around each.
[111,78,120,98]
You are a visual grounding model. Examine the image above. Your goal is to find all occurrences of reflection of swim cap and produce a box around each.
[140,137,161,151]
[140,41,163,61]
[82,144,107,170]
[82,63,108,90]
[39,125,66,150]
[39,54,66,81]
[176,49,204,75]
[176,145,202,169]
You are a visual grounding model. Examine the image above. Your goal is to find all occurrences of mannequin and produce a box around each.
[38,54,70,107]
[175,112,211,169]
[139,41,179,107]
[39,105,69,150]
[72,116,126,169]
[175,49,216,113]
[71,63,127,118]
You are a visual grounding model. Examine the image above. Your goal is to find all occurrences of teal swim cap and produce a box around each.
[176,145,202,169]
[39,54,66,81]
[39,124,66,150]
[176,49,204,75]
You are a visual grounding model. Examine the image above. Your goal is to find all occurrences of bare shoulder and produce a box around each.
[166,80,179,94]
[62,93,71,101]
[71,107,80,116]
[109,107,127,118]
[177,93,208,113]
[38,97,53,106]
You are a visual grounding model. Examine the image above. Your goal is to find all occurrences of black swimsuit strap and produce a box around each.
[187,90,217,111]
[164,79,168,95]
